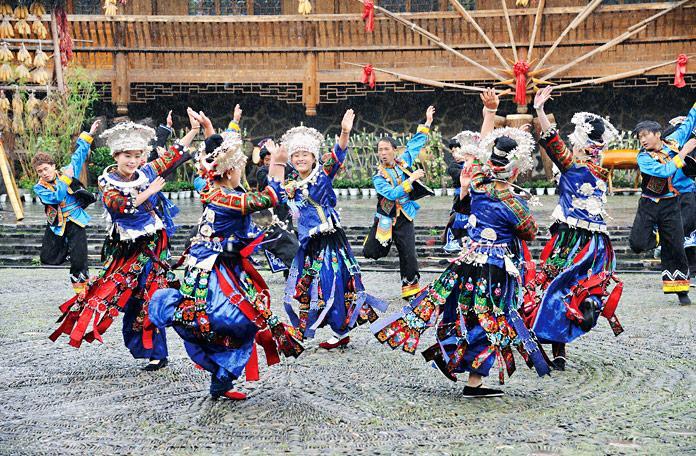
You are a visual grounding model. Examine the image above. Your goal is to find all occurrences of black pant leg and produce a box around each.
[678,193,696,273]
[629,198,658,253]
[65,221,89,285]
[392,215,420,299]
[657,197,690,294]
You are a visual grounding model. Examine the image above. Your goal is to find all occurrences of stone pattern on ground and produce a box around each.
[1,269,694,455]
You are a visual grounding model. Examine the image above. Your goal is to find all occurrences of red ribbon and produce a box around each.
[513,61,529,105]
[674,54,688,88]
[361,64,376,89]
[362,0,375,33]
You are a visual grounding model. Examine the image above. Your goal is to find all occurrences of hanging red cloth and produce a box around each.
[361,64,376,89]
[513,61,530,106]
[362,0,375,33]
[674,54,688,88]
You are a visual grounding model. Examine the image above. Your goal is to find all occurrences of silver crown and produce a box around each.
[281,125,325,159]
[568,112,618,151]
[100,121,156,156]
[201,132,246,176]
[451,130,481,160]
[479,127,535,178]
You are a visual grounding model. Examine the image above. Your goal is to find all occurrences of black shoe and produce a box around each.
[578,298,597,332]
[678,292,692,306]
[143,358,168,371]
[422,350,457,382]
[462,384,504,398]
[552,356,566,371]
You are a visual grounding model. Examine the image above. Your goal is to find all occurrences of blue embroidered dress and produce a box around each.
[372,166,550,384]
[284,144,387,339]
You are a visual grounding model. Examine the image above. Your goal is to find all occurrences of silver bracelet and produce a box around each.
[483,107,497,113]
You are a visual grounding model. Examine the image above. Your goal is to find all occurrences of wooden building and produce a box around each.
[64,0,696,115]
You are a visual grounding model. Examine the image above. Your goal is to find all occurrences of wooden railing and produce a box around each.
[65,2,695,112]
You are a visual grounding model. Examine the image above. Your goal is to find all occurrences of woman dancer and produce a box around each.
[283,109,387,349]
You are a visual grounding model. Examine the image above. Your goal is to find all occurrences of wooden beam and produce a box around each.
[0,137,24,221]
[541,0,692,81]
[448,0,510,70]
[532,0,603,72]
[500,0,518,62]
[352,0,509,82]
[527,0,545,61]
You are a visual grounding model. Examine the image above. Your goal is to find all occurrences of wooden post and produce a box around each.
[112,22,129,116]
[0,137,24,221]
[50,8,65,93]
[303,52,319,116]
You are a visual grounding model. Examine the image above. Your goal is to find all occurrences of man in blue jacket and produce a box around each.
[630,101,696,305]
[33,120,99,293]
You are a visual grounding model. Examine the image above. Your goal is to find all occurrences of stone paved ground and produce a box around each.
[1,268,694,455]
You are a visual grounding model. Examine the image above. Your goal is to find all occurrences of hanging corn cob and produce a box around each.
[25,91,41,132]
[0,3,12,16]
[31,67,49,85]
[33,48,48,67]
[0,90,10,131]
[0,63,13,81]
[17,43,31,65]
[12,90,24,134]
[29,2,46,16]
[104,0,118,16]
[31,19,47,39]
[16,19,32,37]
[0,16,14,39]
[0,43,13,63]
[15,64,30,80]
[298,0,312,15]
[14,4,29,20]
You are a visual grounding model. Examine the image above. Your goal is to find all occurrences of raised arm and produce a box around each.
[637,151,684,178]
[533,86,554,133]
[401,106,434,167]
[64,120,99,178]
[324,109,354,178]
[145,108,199,178]
[226,103,242,134]
[480,88,499,138]
[667,101,696,149]
[533,87,574,173]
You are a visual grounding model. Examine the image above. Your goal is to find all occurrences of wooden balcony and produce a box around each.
[66,1,696,114]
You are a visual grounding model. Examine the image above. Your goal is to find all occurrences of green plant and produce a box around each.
[333,178,349,189]
[177,181,194,191]
[163,181,179,193]
[18,176,35,189]
[87,146,115,184]
[608,130,640,150]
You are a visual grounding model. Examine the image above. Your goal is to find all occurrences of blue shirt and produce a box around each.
[665,102,696,194]
[372,126,430,221]
[34,132,93,236]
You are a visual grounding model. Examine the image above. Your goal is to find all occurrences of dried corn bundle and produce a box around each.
[0,3,12,15]
[25,91,41,132]
[0,90,10,131]
[15,64,30,79]
[12,112,24,134]
[15,19,31,37]
[29,2,46,16]
[11,90,23,115]
[31,19,47,39]
[0,17,14,39]
[17,43,31,65]
[0,63,14,81]
[31,67,49,85]
[104,0,118,16]
[14,4,29,19]
[0,43,13,63]
[33,48,48,67]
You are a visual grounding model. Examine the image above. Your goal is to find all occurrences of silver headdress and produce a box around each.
[479,127,535,179]
[100,121,156,156]
[281,125,325,159]
[451,130,481,160]
[200,132,246,177]
[568,112,618,151]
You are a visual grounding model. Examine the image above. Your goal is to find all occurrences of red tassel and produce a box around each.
[361,64,376,89]
[674,54,688,88]
[245,343,260,381]
[513,61,530,106]
[362,0,375,33]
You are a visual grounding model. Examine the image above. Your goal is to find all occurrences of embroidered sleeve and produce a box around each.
[373,171,408,201]
[637,150,680,177]
[102,188,136,214]
[504,196,537,241]
[322,144,348,179]
[539,129,573,172]
[227,120,241,133]
[201,186,279,215]
[469,161,488,193]
[145,144,187,177]
[401,126,429,168]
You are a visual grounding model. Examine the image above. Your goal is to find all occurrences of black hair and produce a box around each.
[491,136,517,167]
[376,135,399,149]
[448,138,461,150]
[204,134,224,154]
[587,117,606,142]
[634,120,662,136]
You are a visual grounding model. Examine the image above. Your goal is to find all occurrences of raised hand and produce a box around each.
[341,109,355,133]
[533,86,553,111]
[480,88,499,112]
[148,176,166,194]
[409,168,426,182]
[89,119,101,136]
[187,107,201,129]
[166,110,173,128]
[233,104,242,123]
[425,105,435,126]
[198,111,215,138]
[460,164,474,188]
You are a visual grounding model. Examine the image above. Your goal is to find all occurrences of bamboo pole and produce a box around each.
[500,0,518,63]
[352,0,509,82]
[342,62,511,94]
[527,0,545,61]
[448,0,510,70]
[551,55,696,90]
[0,137,24,221]
[532,0,603,72]
[50,9,64,92]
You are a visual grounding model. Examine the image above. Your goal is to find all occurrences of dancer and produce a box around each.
[49,109,200,370]
[372,91,550,397]
[33,120,100,294]
[283,109,387,350]
[363,106,435,300]
[443,132,480,252]
[629,101,696,305]
[523,87,624,371]
[149,128,302,401]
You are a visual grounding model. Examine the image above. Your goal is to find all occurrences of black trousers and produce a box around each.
[40,220,89,284]
[392,215,420,298]
[629,197,689,294]
[679,192,696,273]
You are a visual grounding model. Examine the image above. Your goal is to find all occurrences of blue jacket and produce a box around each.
[665,101,696,194]
[372,125,430,221]
[34,132,93,236]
